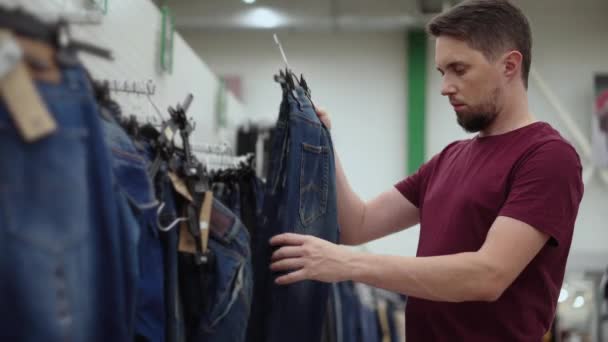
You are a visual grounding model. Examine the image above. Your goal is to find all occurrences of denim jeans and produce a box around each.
[101,114,162,342]
[249,84,339,342]
[155,169,186,342]
[338,282,361,342]
[355,284,381,342]
[0,63,135,341]
[191,199,252,342]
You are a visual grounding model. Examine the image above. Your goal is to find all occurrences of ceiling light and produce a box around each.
[558,288,569,303]
[242,0,256,4]
[240,7,285,29]
[572,295,585,309]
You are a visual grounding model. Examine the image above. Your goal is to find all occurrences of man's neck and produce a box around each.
[479,88,534,137]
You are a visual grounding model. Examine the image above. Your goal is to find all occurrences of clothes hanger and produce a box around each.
[156,202,188,232]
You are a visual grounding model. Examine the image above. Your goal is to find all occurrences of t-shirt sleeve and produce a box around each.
[498,141,584,246]
[394,154,439,208]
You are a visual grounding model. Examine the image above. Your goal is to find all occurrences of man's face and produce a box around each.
[435,36,504,133]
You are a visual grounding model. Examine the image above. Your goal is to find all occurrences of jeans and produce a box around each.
[101,115,163,342]
[355,284,381,342]
[338,282,361,342]
[250,84,339,342]
[0,63,135,341]
[191,199,253,342]
[154,170,185,342]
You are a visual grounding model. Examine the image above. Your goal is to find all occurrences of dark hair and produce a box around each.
[427,0,532,88]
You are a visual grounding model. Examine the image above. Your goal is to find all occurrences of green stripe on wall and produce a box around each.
[407,30,427,175]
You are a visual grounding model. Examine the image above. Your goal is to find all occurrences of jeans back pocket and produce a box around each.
[204,241,247,330]
[299,143,329,226]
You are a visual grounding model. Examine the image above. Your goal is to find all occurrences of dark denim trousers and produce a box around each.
[190,199,253,342]
[101,114,162,342]
[355,284,381,342]
[0,64,136,341]
[155,170,185,342]
[249,85,339,342]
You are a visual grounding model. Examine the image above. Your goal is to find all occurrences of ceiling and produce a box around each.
[165,0,440,32]
[162,0,608,32]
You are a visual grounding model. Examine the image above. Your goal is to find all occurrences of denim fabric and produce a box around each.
[355,284,381,342]
[101,107,160,342]
[217,182,242,219]
[338,282,360,342]
[238,173,264,293]
[155,171,185,342]
[387,301,398,342]
[249,84,339,342]
[332,282,343,342]
[0,64,135,341]
[190,199,252,342]
[322,287,337,342]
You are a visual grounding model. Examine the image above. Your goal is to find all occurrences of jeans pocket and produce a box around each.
[0,125,90,253]
[299,143,329,226]
[205,242,246,330]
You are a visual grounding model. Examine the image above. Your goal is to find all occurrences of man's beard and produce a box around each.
[455,88,500,133]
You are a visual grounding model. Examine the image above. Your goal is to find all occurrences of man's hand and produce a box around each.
[314,106,332,130]
[270,233,354,285]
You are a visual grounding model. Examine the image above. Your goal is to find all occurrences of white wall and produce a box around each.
[426,0,608,270]
[180,30,418,255]
[0,0,245,146]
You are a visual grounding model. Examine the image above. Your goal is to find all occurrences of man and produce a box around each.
[269,0,584,341]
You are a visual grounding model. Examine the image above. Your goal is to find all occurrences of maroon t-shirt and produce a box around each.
[395,122,584,341]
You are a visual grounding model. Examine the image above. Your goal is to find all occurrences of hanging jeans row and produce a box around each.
[1,8,346,342]
[323,282,407,342]
[0,8,258,342]
[0,39,138,342]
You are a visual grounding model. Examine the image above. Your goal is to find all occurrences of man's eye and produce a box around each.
[454,67,466,75]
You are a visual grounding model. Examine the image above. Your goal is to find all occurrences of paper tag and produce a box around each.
[0,32,56,142]
[168,172,193,202]
[0,30,22,78]
[163,124,175,141]
[178,221,197,254]
[199,191,213,254]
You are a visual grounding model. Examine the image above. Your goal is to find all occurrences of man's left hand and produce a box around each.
[270,233,355,285]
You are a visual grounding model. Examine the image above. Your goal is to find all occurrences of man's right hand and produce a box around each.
[314,106,332,130]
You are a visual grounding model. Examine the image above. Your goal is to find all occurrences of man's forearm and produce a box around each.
[334,152,367,245]
[347,251,504,302]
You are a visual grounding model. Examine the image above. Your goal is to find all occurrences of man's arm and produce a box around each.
[335,153,420,245]
[317,107,419,246]
[348,216,549,302]
[270,216,549,302]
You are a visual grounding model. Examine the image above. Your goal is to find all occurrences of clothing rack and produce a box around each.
[105,79,157,96]
[192,143,255,171]
[192,142,233,156]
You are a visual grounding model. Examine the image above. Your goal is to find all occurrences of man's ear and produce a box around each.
[502,50,523,81]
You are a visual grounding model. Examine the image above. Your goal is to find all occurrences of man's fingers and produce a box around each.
[270,233,307,246]
[272,246,304,261]
[275,269,308,285]
[315,107,327,117]
[270,258,306,272]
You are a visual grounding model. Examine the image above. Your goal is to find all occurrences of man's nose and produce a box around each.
[441,79,457,96]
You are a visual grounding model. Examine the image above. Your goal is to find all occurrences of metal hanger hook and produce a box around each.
[156,202,188,232]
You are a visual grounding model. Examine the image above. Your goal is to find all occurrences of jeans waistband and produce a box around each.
[276,85,318,127]
[210,200,249,246]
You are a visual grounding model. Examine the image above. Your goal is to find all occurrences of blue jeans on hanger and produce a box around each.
[249,83,340,342]
[355,284,381,342]
[155,169,186,342]
[192,199,253,342]
[0,63,137,341]
[101,114,163,342]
